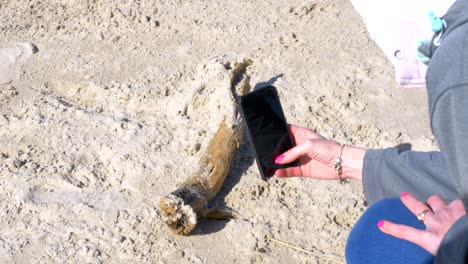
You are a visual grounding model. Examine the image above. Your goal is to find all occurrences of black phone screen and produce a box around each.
[240,86,297,180]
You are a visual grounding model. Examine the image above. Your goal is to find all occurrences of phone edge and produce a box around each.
[239,90,271,181]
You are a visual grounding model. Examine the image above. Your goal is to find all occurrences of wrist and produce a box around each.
[340,145,367,181]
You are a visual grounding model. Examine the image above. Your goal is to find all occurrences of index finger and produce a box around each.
[275,140,312,164]
[378,220,433,254]
[288,124,323,140]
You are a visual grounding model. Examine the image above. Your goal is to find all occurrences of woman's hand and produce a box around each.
[378,192,467,255]
[274,124,367,180]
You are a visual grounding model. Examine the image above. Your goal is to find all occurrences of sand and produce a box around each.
[0,0,437,263]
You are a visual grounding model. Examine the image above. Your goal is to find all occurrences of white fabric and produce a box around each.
[350,0,455,87]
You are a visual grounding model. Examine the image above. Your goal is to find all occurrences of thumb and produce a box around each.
[275,140,312,164]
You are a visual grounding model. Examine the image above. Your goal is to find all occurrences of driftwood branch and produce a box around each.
[159,59,252,235]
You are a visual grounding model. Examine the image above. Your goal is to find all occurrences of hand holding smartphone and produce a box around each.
[240,85,298,180]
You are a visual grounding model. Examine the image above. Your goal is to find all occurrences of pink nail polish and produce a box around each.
[275,154,285,163]
[401,192,408,198]
[377,220,385,228]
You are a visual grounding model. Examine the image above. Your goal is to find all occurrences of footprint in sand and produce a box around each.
[0,43,38,85]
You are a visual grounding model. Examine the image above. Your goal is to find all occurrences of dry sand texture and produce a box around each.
[1,0,437,263]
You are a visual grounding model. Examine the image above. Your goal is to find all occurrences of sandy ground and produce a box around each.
[0,0,437,263]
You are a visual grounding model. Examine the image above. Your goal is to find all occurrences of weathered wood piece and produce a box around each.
[159,59,252,235]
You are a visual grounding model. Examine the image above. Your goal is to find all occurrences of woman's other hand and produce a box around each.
[378,192,467,255]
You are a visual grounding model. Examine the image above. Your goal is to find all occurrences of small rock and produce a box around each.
[152,20,160,28]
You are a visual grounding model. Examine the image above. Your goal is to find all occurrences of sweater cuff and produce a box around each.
[362,149,386,205]
[435,215,468,263]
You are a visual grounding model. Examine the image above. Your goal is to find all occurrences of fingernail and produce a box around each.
[401,192,408,198]
[377,220,385,228]
[275,154,285,163]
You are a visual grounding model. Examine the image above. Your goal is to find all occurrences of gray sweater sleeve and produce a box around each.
[362,85,468,204]
[435,215,468,263]
[362,149,456,204]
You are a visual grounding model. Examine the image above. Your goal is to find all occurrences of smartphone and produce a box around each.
[240,85,298,181]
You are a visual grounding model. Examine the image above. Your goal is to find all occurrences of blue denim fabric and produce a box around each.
[346,198,434,264]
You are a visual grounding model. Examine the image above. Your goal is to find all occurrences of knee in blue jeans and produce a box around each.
[345,198,433,264]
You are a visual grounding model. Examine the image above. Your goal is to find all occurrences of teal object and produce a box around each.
[429,11,444,32]
[416,38,431,62]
